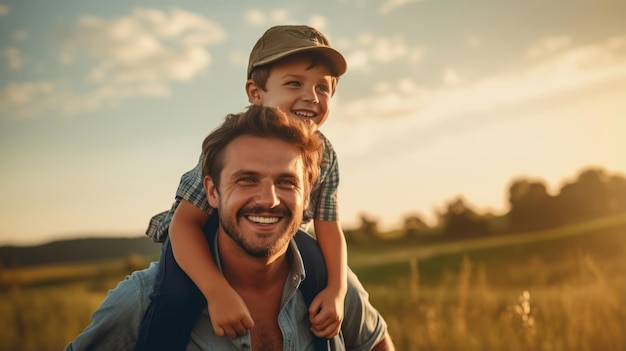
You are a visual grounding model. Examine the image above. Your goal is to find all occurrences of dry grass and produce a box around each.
[366,252,625,351]
[0,219,623,351]
[0,284,107,351]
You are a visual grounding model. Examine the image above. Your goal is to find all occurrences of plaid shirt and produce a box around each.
[146,132,339,242]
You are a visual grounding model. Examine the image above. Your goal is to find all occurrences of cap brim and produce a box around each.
[251,46,347,78]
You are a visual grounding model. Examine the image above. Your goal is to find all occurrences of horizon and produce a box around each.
[2,162,622,247]
[1,1,625,246]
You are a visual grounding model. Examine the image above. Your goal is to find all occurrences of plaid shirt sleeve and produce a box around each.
[145,156,214,242]
[176,156,213,213]
[305,132,339,222]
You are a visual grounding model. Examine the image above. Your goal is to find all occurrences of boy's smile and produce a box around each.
[249,56,334,127]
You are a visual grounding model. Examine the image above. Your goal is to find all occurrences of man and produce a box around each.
[65,106,394,351]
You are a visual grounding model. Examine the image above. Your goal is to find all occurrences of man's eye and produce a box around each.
[286,81,301,87]
[278,180,297,187]
[239,177,255,183]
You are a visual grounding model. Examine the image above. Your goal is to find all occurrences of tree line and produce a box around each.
[347,166,626,241]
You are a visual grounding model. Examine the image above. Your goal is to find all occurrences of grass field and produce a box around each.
[1,215,624,351]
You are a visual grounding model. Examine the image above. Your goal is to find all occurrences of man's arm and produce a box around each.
[341,269,395,350]
[64,264,157,351]
[372,332,395,351]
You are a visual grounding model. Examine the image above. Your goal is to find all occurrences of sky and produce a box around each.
[1,0,625,246]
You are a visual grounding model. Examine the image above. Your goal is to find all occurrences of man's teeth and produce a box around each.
[248,216,279,224]
[294,111,315,118]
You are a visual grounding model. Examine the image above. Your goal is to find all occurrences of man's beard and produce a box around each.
[220,204,301,258]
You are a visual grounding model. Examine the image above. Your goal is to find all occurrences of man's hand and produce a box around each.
[308,286,345,338]
[206,284,254,338]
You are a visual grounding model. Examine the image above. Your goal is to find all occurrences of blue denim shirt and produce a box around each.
[65,239,387,351]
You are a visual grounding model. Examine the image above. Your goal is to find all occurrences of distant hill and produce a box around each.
[0,236,162,267]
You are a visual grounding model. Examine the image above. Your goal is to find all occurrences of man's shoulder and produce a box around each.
[118,262,159,294]
[291,232,327,305]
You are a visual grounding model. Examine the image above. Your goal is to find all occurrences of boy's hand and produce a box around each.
[206,284,254,338]
[308,286,345,338]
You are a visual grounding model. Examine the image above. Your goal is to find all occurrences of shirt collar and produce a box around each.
[211,231,306,283]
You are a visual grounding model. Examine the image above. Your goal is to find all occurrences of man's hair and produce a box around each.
[249,52,339,95]
[201,105,323,192]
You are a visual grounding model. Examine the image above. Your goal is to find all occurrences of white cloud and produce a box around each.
[0,79,174,120]
[243,9,327,31]
[0,4,9,16]
[3,47,24,69]
[527,35,572,59]
[345,50,369,71]
[465,35,482,48]
[308,14,327,30]
[270,9,289,23]
[13,30,28,41]
[229,51,248,69]
[337,78,431,120]
[379,0,422,14]
[407,47,425,64]
[244,8,291,26]
[4,7,226,118]
[0,81,53,104]
[0,81,55,119]
[335,34,626,125]
[135,8,223,46]
[371,36,408,62]
[443,68,461,86]
[328,36,626,228]
[65,8,224,82]
[244,9,266,26]
[343,34,424,71]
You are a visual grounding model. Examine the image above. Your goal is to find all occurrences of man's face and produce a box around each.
[205,135,308,259]
[252,56,334,127]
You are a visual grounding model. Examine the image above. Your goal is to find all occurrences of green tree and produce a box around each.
[403,213,429,237]
[507,178,558,231]
[556,167,613,224]
[441,197,489,238]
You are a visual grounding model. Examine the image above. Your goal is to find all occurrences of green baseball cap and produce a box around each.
[247,25,347,79]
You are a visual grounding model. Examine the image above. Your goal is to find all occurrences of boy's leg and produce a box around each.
[134,236,206,351]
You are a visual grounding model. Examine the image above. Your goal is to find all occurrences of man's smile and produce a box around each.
[246,215,280,224]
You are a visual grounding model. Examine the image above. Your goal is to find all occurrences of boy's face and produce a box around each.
[247,56,334,127]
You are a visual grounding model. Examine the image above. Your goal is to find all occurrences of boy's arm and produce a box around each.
[169,199,254,337]
[308,219,348,338]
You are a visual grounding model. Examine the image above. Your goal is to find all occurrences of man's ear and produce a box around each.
[204,176,219,208]
[245,79,262,105]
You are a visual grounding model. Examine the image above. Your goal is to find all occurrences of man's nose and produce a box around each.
[254,183,280,208]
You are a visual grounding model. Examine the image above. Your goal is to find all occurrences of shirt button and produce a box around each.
[241,343,250,350]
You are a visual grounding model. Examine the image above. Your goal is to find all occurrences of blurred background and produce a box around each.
[0,1,624,350]
[1,0,624,245]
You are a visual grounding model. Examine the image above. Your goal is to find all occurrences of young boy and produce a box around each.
[135,25,349,350]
